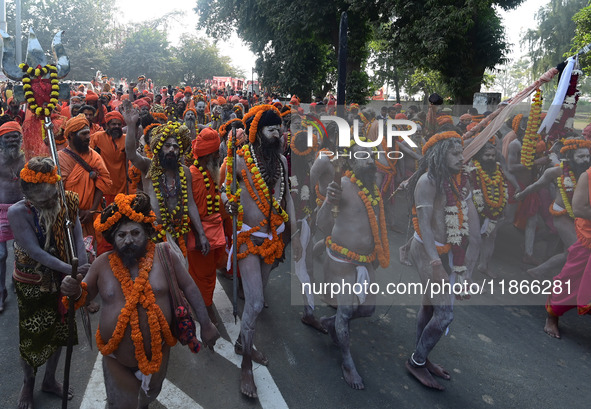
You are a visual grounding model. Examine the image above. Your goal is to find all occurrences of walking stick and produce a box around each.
[231,126,239,324]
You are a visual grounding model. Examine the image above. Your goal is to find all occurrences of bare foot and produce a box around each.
[399,246,412,266]
[240,366,258,398]
[85,301,100,314]
[522,254,541,266]
[235,340,269,366]
[426,359,451,380]
[405,359,444,390]
[342,363,364,390]
[301,314,328,334]
[42,380,73,400]
[320,316,338,345]
[478,265,497,279]
[544,314,561,339]
[18,383,34,409]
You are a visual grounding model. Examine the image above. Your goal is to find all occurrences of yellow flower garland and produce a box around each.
[520,89,543,168]
[19,63,59,118]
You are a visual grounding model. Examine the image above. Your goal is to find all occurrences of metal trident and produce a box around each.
[0,28,70,80]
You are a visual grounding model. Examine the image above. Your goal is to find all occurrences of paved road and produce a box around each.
[1,201,591,409]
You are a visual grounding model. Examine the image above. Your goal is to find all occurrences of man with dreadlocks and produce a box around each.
[8,157,89,409]
[405,131,481,390]
[61,192,219,408]
[224,104,301,398]
[468,141,509,278]
[122,101,210,258]
[318,141,390,390]
[515,138,591,279]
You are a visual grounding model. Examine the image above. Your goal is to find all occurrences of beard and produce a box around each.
[37,202,61,250]
[159,151,179,170]
[0,143,22,161]
[115,236,148,269]
[205,156,220,185]
[354,164,377,189]
[72,136,90,153]
[254,138,282,187]
[480,159,497,174]
[572,160,590,178]
[107,128,123,139]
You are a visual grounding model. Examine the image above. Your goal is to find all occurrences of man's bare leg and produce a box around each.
[18,359,35,409]
[103,355,143,409]
[544,313,561,339]
[0,241,7,312]
[477,228,498,278]
[399,236,413,266]
[41,348,73,399]
[527,253,567,279]
[238,254,269,398]
[528,216,575,278]
[301,304,327,333]
[406,239,452,390]
[137,345,171,409]
[523,216,540,265]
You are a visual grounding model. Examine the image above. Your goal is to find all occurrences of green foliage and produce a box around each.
[5,0,117,80]
[196,0,385,102]
[571,3,591,76]
[383,0,523,105]
[524,0,588,78]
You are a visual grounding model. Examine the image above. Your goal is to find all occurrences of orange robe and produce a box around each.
[90,131,128,202]
[58,148,111,238]
[89,123,104,136]
[186,165,226,306]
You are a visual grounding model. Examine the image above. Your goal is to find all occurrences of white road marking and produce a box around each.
[79,277,288,408]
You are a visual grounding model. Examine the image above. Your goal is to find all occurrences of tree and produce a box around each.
[490,57,532,99]
[5,0,118,80]
[523,0,588,78]
[195,0,386,102]
[571,3,591,76]
[381,0,524,105]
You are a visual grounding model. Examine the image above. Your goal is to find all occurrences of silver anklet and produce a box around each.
[411,353,426,367]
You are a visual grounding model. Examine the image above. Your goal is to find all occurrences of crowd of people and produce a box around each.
[0,75,590,408]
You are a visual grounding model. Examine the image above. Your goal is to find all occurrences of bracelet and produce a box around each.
[75,285,83,301]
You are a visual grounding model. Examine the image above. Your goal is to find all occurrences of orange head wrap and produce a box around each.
[395,113,408,120]
[422,131,462,155]
[436,115,453,126]
[105,111,125,125]
[184,86,192,94]
[183,108,197,118]
[217,96,227,105]
[192,128,220,158]
[0,121,23,137]
[560,138,591,154]
[64,114,90,139]
[85,91,99,102]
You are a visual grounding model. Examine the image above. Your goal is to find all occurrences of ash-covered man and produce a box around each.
[61,192,219,408]
[405,131,481,390]
[317,142,390,390]
[0,121,25,312]
[224,105,301,398]
[9,157,89,409]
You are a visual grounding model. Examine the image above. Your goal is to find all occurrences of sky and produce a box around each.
[115,0,543,81]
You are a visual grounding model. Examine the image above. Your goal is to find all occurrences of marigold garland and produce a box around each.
[61,282,88,310]
[326,236,376,264]
[96,242,176,375]
[20,163,61,184]
[193,158,221,215]
[471,160,507,220]
[242,104,282,144]
[19,63,59,118]
[520,89,543,168]
[290,130,318,156]
[315,184,326,207]
[512,114,523,133]
[560,138,591,154]
[422,131,462,155]
[555,161,576,219]
[94,194,157,234]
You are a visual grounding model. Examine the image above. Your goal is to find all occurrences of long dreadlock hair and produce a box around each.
[407,137,463,209]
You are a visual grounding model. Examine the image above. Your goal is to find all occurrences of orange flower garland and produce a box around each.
[560,138,591,154]
[512,114,523,133]
[412,207,451,255]
[472,160,507,220]
[242,104,282,143]
[520,89,543,168]
[193,158,221,215]
[422,131,462,155]
[555,161,576,219]
[315,184,326,207]
[290,130,318,156]
[96,242,176,375]
[20,163,61,184]
[61,282,88,310]
[94,193,157,234]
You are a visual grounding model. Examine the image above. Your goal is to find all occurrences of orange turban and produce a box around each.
[217,96,227,105]
[0,121,23,137]
[64,114,90,139]
[192,128,220,158]
[105,111,125,125]
[395,113,408,120]
[174,92,184,102]
[134,98,149,109]
[183,108,197,118]
[184,86,192,94]
[460,113,472,122]
[85,91,99,102]
[436,115,453,126]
